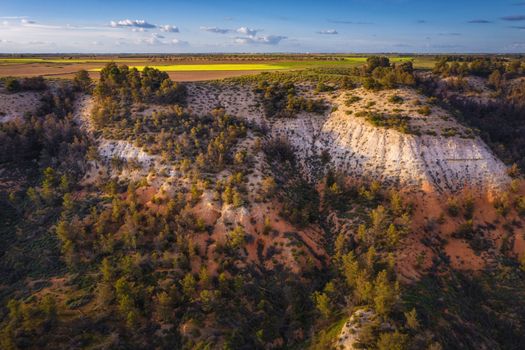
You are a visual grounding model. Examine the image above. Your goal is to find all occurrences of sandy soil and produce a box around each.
[395,182,525,279]
[0,90,41,121]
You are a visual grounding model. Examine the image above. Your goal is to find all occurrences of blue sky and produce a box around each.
[0,0,524,53]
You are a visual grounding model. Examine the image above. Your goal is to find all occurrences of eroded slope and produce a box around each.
[187,83,510,193]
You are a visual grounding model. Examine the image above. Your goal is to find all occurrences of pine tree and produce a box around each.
[156,292,172,322]
[377,331,408,350]
[354,271,373,303]
[373,270,398,316]
[59,174,70,193]
[62,193,75,213]
[41,167,56,203]
[100,258,112,282]
[390,191,403,215]
[357,224,367,243]
[229,226,246,249]
[181,273,196,298]
[342,252,359,288]
[333,232,346,262]
[312,291,332,319]
[40,294,57,324]
[404,308,420,330]
[387,223,399,248]
[232,190,243,208]
[222,185,233,204]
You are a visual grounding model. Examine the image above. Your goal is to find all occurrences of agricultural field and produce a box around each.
[0,54,437,81]
[91,63,289,71]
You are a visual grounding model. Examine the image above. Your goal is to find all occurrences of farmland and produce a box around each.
[0,54,437,81]
[91,63,289,72]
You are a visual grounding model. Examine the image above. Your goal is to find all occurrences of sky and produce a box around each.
[0,0,525,53]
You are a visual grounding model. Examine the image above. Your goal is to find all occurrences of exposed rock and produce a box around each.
[98,139,158,166]
[0,90,41,123]
[93,83,510,194]
[271,88,510,193]
[336,309,378,350]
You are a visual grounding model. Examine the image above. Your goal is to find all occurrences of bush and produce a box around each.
[516,196,525,216]
[73,70,92,93]
[255,81,326,118]
[446,198,460,217]
[345,95,362,106]
[441,128,458,138]
[417,105,432,116]
[355,111,415,134]
[21,76,47,91]
[363,77,382,90]
[4,77,21,92]
[388,95,404,104]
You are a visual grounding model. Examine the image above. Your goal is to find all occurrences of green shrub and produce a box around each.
[388,95,404,104]
[4,77,21,92]
[441,128,458,138]
[345,95,362,106]
[417,105,431,116]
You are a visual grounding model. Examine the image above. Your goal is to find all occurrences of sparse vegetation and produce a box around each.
[1,55,525,350]
[254,81,326,118]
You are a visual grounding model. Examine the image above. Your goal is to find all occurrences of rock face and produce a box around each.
[98,140,157,167]
[296,112,507,192]
[165,84,512,193]
[271,88,510,193]
[336,309,377,350]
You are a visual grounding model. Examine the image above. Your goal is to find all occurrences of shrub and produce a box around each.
[388,95,404,104]
[446,198,460,217]
[345,95,362,106]
[73,70,93,93]
[255,81,326,118]
[516,196,525,216]
[21,76,47,91]
[494,194,511,217]
[363,77,382,90]
[355,111,415,134]
[417,105,432,116]
[441,127,458,138]
[4,77,21,92]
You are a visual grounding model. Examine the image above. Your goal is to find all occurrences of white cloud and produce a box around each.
[159,25,179,33]
[171,38,189,46]
[235,35,286,45]
[236,27,258,36]
[317,29,338,35]
[200,26,230,34]
[134,33,188,46]
[21,19,36,25]
[137,36,162,45]
[110,19,156,29]
[28,41,53,45]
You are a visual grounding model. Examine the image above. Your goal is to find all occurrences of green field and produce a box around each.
[89,56,428,73]
[0,55,437,79]
[92,63,290,72]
